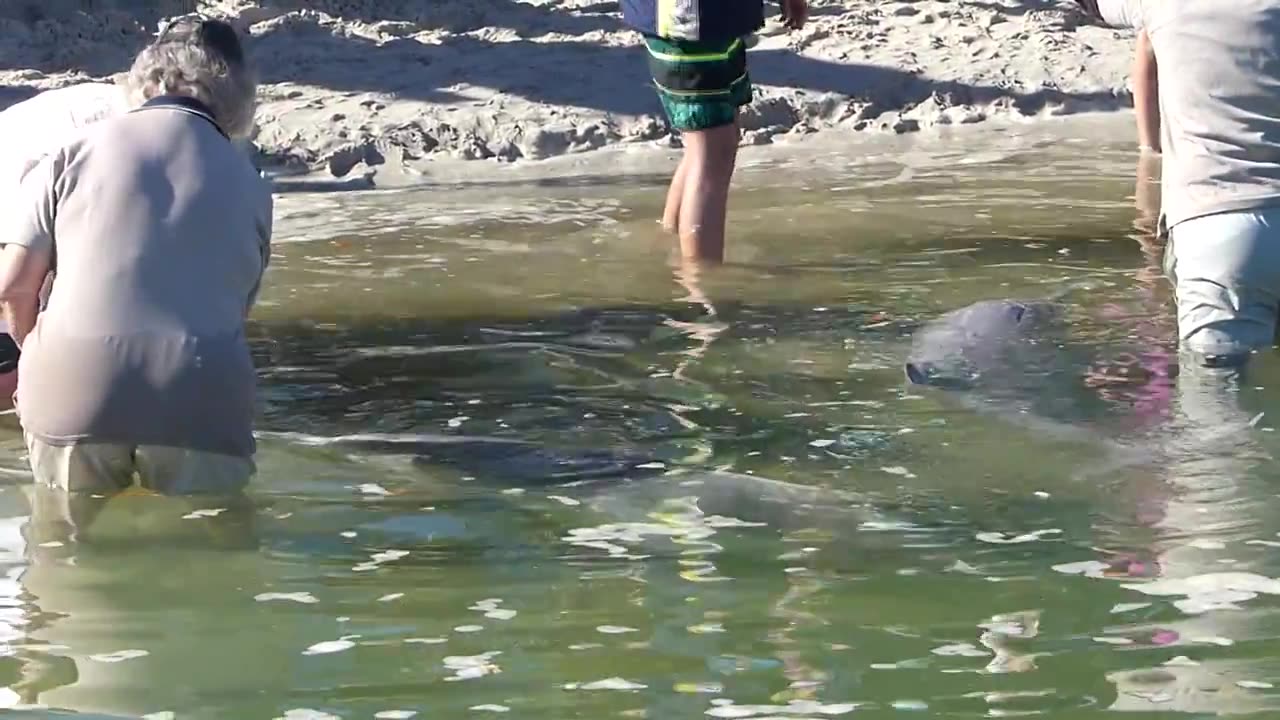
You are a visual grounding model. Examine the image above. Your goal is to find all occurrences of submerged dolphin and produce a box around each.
[901,296,1263,481]
[905,298,1068,391]
[899,294,1181,488]
[265,431,670,486]
[903,297,1112,432]
[902,278,1116,396]
[257,430,917,550]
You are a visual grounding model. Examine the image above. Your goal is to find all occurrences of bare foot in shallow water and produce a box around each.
[667,260,727,380]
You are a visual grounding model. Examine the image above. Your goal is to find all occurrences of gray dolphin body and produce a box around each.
[260,431,906,548]
[263,431,671,486]
[264,298,1095,540]
[899,297,1266,482]
[903,297,1127,445]
[905,298,1067,391]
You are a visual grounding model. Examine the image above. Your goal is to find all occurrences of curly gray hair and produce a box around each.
[124,18,258,140]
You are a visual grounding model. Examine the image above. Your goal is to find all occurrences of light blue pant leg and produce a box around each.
[1165,207,1280,365]
[1159,208,1280,573]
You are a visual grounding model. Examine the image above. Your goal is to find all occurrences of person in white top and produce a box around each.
[0,82,131,409]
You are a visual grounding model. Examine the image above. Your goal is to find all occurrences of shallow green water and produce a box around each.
[3,116,1280,718]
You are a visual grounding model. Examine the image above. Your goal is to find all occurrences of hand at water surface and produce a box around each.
[1133,150,1162,242]
[1083,354,1153,390]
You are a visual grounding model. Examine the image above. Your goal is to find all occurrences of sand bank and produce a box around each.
[0,0,1141,188]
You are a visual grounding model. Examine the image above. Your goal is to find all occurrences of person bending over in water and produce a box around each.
[0,82,133,409]
[620,0,808,263]
[1077,0,1280,369]
[0,17,272,526]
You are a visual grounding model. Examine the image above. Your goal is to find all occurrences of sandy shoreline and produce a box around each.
[0,0,1141,189]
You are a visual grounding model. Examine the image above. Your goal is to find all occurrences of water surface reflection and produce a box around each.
[0,116,1276,717]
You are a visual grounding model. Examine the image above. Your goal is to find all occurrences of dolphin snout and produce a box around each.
[905,361,930,385]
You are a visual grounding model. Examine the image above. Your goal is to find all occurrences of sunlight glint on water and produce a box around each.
[0,115,1278,718]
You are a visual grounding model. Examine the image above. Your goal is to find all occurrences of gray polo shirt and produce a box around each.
[1092,0,1280,230]
[2,100,273,458]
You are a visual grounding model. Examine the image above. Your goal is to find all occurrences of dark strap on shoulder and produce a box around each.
[132,94,229,140]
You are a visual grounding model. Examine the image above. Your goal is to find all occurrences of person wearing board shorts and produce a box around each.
[643,34,754,136]
[620,0,808,263]
[0,82,131,408]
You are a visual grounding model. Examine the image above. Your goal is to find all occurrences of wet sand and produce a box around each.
[0,0,1141,188]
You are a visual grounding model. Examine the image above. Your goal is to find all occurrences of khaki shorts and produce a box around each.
[26,436,255,496]
[1165,207,1280,365]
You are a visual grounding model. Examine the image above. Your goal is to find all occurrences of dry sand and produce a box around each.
[0,0,1141,188]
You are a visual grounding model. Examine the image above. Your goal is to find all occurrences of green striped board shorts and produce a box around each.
[643,34,753,132]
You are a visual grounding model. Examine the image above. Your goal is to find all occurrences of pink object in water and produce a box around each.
[1097,303,1132,320]
[1130,348,1175,426]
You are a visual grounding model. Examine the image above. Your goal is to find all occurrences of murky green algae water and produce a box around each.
[0,116,1279,718]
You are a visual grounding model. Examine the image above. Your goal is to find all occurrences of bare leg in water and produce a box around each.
[662,121,741,264]
[667,259,727,381]
[662,154,688,233]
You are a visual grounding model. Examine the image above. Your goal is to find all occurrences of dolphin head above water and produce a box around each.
[904,299,1067,390]
[901,295,1173,480]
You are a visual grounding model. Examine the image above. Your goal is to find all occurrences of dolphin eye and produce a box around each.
[905,362,929,385]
